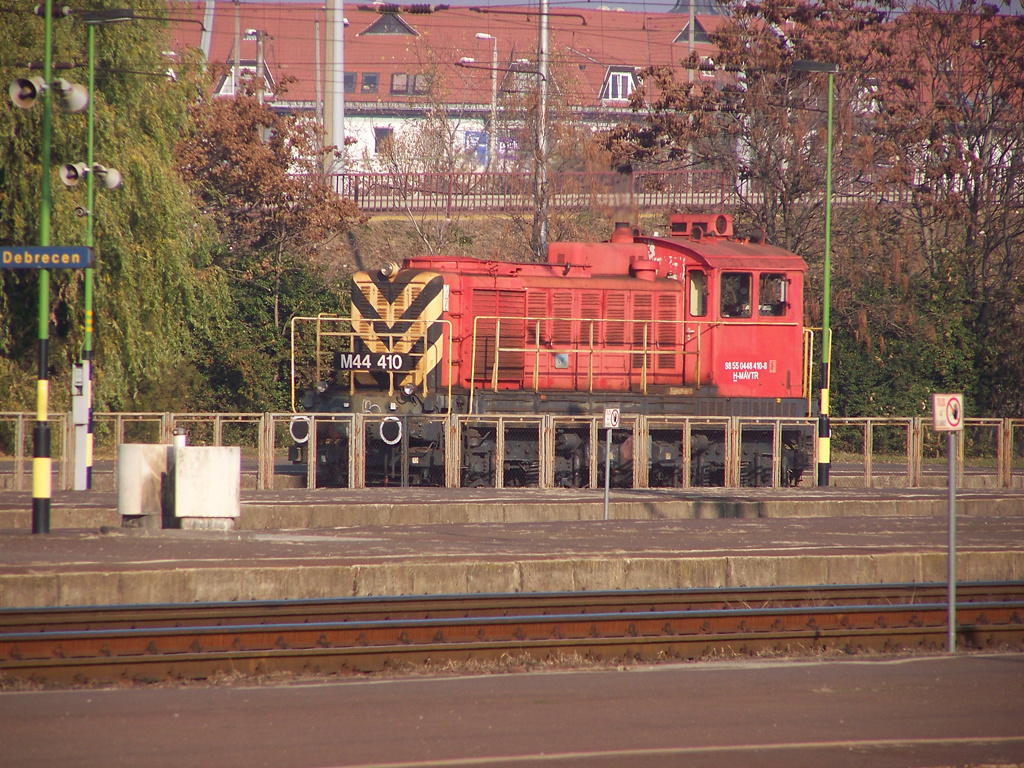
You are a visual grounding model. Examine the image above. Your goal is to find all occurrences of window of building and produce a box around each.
[360,14,419,36]
[720,272,752,318]
[344,72,356,94]
[216,65,257,98]
[361,72,379,93]
[688,270,707,317]
[391,73,429,95]
[758,273,789,317]
[603,68,636,101]
[374,126,394,154]
[673,19,711,45]
[391,73,409,94]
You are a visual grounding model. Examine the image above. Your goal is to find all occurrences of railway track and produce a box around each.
[2,582,1022,685]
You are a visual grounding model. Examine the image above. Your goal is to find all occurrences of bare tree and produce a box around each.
[367,58,478,255]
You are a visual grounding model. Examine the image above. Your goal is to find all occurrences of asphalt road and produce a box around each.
[2,653,1022,768]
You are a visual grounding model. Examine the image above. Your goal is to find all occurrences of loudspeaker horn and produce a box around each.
[93,165,122,190]
[54,79,89,113]
[8,77,46,109]
[59,162,89,187]
[99,167,122,190]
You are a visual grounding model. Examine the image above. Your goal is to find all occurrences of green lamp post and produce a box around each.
[793,59,837,487]
[6,2,88,532]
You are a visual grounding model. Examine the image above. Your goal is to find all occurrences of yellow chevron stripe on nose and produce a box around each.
[351,270,445,388]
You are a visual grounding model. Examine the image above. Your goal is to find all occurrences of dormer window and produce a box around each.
[674,19,711,45]
[359,13,418,36]
[602,67,636,101]
[214,62,275,99]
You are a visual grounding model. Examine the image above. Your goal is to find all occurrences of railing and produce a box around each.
[467,314,716,412]
[332,170,738,213]
[2,412,1022,492]
[328,169,912,214]
[289,316,455,409]
[466,315,813,412]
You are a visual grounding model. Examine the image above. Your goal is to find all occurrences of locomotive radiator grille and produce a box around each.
[351,270,446,391]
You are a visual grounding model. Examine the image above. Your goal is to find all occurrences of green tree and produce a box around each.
[1,1,225,413]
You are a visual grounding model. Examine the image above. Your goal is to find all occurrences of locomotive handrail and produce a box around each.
[803,327,816,414]
[290,316,454,413]
[470,314,705,412]
[468,313,806,411]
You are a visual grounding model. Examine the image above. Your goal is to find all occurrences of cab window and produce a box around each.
[688,270,707,317]
[758,273,789,317]
[720,272,751,318]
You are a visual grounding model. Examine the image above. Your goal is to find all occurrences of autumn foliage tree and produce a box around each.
[603,0,1024,418]
[863,4,1024,416]
[176,82,363,409]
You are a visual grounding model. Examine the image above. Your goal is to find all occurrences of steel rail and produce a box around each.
[1,590,1022,685]
[3,582,1021,634]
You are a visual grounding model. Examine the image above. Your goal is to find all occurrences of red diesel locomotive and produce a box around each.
[294,213,814,487]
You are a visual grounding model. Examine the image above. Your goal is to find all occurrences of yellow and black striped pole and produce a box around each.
[32,0,56,534]
[817,68,834,488]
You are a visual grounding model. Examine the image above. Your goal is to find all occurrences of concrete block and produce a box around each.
[679,557,729,588]
[519,559,577,593]
[465,562,520,594]
[824,553,923,585]
[119,569,197,606]
[297,566,357,599]
[228,567,305,601]
[173,446,241,519]
[572,558,627,591]
[727,555,828,588]
[0,573,59,608]
[189,567,253,602]
[58,572,123,606]
[959,551,1024,582]
[355,561,511,597]
[117,443,170,522]
[623,558,724,590]
[179,518,235,531]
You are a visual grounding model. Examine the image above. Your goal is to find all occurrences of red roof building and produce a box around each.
[168,2,721,169]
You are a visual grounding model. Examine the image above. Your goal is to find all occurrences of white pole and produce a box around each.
[326,0,345,172]
[603,427,612,520]
[947,430,957,653]
[489,36,497,169]
[537,0,549,257]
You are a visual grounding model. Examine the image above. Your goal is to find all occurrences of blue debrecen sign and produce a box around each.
[2,246,92,269]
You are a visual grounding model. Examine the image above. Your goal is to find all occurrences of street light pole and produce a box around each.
[793,59,837,488]
[74,8,133,490]
[475,33,498,170]
[8,4,89,528]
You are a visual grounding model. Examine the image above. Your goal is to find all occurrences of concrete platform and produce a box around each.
[1,486,1023,530]
[0,487,1022,608]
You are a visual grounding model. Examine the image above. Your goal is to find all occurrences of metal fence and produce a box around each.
[329,169,910,215]
[332,169,739,214]
[2,412,1022,492]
